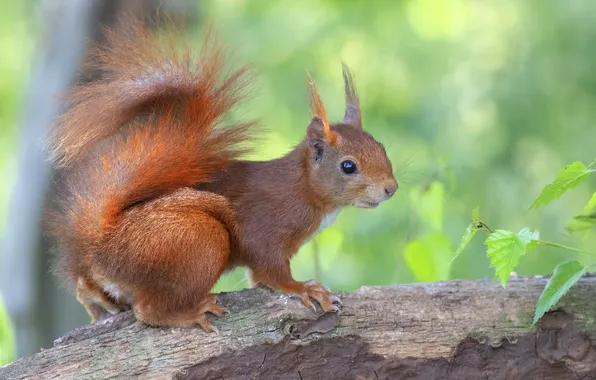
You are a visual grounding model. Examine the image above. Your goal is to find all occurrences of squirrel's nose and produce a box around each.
[384,180,398,198]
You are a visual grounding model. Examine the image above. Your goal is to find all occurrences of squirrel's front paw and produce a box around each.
[298,280,342,313]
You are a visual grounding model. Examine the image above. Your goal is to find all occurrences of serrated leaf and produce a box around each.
[533,260,585,324]
[520,227,540,252]
[485,228,538,288]
[529,162,591,210]
[517,227,540,244]
[450,206,481,263]
[404,233,452,282]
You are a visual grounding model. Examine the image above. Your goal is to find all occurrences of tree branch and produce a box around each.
[2,276,596,379]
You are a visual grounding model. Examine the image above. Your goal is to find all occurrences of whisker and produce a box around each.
[396,161,414,173]
[395,165,427,178]
[398,170,427,179]
[396,148,420,172]
[396,174,428,186]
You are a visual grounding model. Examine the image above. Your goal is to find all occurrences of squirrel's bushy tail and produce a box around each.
[47,19,253,281]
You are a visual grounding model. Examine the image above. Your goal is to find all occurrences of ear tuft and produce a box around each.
[306,72,336,143]
[342,62,362,129]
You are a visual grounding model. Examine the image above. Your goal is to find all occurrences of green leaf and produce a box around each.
[529,162,591,210]
[485,228,539,288]
[581,192,596,213]
[533,260,585,324]
[517,227,540,247]
[409,181,445,232]
[471,206,480,223]
[522,227,541,252]
[0,294,15,366]
[566,192,596,232]
[404,233,452,282]
[452,224,478,262]
[566,212,596,232]
[450,206,481,263]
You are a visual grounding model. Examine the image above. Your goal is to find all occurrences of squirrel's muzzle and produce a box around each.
[383,178,399,199]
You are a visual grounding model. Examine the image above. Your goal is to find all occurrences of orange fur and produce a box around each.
[48,18,398,331]
[306,73,335,144]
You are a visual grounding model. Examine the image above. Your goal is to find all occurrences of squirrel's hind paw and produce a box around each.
[133,293,228,333]
[194,294,229,333]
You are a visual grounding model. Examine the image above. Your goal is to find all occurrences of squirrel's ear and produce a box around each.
[307,117,328,162]
[342,63,362,129]
[307,72,336,144]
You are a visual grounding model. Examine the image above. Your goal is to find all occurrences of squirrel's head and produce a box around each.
[305,64,398,209]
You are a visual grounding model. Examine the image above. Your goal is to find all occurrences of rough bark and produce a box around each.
[2,276,596,380]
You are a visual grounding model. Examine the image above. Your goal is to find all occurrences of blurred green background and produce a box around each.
[1,0,595,361]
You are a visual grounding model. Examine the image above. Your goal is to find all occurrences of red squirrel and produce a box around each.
[47,20,398,332]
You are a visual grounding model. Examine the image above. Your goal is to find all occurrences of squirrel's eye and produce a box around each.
[341,160,357,175]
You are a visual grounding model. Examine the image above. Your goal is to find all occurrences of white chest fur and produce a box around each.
[303,208,342,246]
[101,281,135,307]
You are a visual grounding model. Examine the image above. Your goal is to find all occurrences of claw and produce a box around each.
[193,294,230,333]
[300,293,317,312]
[296,279,343,314]
[329,295,342,305]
